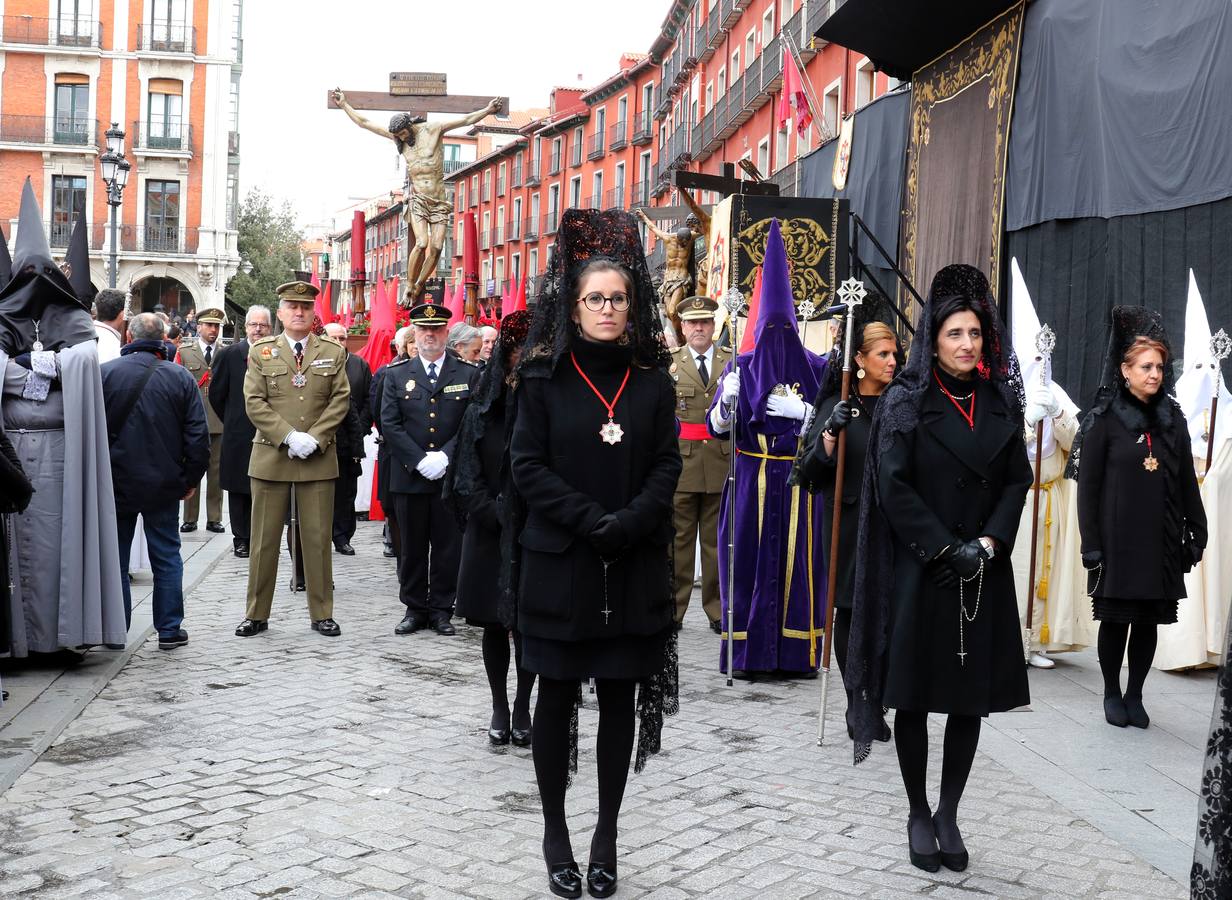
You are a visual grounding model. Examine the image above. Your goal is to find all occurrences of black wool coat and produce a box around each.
[454,406,506,626]
[878,377,1032,716]
[510,340,682,642]
[334,352,373,477]
[1077,391,1206,601]
[209,339,256,495]
[381,353,481,495]
[798,393,878,609]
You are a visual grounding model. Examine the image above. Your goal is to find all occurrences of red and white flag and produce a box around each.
[778,45,814,136]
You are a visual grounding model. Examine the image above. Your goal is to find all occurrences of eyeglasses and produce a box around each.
[578,292,631,312]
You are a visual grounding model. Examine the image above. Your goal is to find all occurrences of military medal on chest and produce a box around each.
[291,371,307,388]
[571,352,631,446]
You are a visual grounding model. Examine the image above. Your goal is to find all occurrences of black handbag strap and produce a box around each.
[107,359,159,443]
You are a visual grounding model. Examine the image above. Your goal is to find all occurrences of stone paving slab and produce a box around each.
[0,522,1197,898]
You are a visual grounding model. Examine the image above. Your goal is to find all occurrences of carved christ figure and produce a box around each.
[636,201,705,341]
[332,89,501,305]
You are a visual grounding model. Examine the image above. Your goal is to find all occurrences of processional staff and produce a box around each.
[1023,323,1057,662]
[1206,328,1231,476]
[722,285,746,688]
[817,276,866,745]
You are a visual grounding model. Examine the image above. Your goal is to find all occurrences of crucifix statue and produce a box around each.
[330,78,506,306]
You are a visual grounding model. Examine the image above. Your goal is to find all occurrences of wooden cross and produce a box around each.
[325,71,508,117]
[672,162,780,198]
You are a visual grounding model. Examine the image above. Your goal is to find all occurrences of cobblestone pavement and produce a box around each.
[0,522,1195,898]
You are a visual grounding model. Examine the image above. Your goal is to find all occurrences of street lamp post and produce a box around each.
[99,123,131,289]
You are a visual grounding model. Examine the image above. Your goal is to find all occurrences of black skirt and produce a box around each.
[522,628,671,681]
[1091,597,1178,626]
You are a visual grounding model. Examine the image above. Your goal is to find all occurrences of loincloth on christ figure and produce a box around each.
[408,192,453,226]
[659,273,692,303]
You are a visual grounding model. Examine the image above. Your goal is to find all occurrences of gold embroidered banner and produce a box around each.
[899,2,1025,316]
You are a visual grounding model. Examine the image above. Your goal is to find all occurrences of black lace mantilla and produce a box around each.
[1193,613,1232,897]
[846,264,1025,764]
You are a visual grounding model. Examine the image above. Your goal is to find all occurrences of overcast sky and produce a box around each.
[239,0,671,234]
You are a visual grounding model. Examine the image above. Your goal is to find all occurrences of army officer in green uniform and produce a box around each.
[235,281,351,638]
[671,296,732,632]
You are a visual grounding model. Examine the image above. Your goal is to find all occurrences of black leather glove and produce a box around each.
[943,540,987,580]
[823,400,853,436]
[587,514,627,558]
[926,558,959,589]
[1185,539,1204,570]
[1081,550,1103,570]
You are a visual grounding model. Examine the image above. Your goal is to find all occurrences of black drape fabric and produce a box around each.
[1007,198,1232,409]
[1006,0,1232,231]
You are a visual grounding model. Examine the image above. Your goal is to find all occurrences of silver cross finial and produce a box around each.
[1035,323,1056,358]
[1212,328,1232,362]
[723,286,745,317]
[836,277,867,309]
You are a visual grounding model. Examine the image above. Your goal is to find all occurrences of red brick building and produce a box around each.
[445,0,895,312]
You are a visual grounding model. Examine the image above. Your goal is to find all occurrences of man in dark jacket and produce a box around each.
[101,312,210,649]
[210,305,272,557]
[371,327,413,558]
[323,322,372,555]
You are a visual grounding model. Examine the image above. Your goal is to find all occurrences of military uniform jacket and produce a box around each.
[380,353,480,495]
[243,333,351,483]
[178,340,223,434]
[672,344,731,494]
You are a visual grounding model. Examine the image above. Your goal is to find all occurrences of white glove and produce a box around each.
[1024,383,1061,428]
[719,369,741,411]
[416,450,449,481]
[285,431,319,459]
[766,392,808,421]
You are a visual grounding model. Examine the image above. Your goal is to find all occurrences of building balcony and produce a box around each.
[507,219,521,242]
[629,180,651,209]
[632,110,653,146]
[119,225,200,255]
[581,195,600,211]
[0,15,102,49]
[543,211,560,235]
[132,119,193,155]
[604,187,625,210]
[547,150,562,176]
[609,121,628,152]
[480,229,491,250]
[511,163,523,187]
[587,132,605,161]
[570,144,582,168]
[525,161,541,186]
[136,23,197,55]
[482,182,492,202]
[468,191,478,209]
[0,114,99,149]
[496,175,506,196]
[523,216,539,240]
[228,130,240,156]
[443,159,466,176]
[495,224,505,246]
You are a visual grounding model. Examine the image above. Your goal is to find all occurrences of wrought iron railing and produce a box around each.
[133,119,193,153]
[1,15,101,47]
[0,114,98,147]
[136,22,197,54]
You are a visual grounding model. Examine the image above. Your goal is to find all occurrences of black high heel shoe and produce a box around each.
[511,724,532,747]
[907,817,941,872]
[586,861,617,897]
[932,812,969,872]
[543,843,582,899]
[489,710,511,745]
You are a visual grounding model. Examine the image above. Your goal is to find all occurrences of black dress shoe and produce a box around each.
[586,861,617,898]
[233,542,249,558]
[907,819,941,873]
[546,861,582,899]
[312,618,341,637]
[334,542,355,555]
[235,618,267,637]
[395,614,426,635]
[431,618,456,636]
[933,813,969,872]
[511,726,532,747]
[489,726,510,745]
[382,545,396,558]
[206,521,226,533]
[709,619,722,634]
[180,522,197,533]
[291,580,306,592]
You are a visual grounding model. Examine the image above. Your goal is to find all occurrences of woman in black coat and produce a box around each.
[1074,308,1206,730]
[797,318,899,735]
[510,209,681,899]
[847,264,1032,875]
[446,310,535,747]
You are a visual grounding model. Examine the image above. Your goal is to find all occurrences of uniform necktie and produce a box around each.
[428,361,437,382]
[696,353,708,385]
[205,344,212,365]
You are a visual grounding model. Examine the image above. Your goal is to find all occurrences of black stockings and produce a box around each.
[533,676,637,866]
[894,711,981,852]
[1098,622,1157,700]
[481,627,534,731]
[833,607,853,725]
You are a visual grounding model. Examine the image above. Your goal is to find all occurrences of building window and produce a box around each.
[614,162,625,208]
[147,78,183,149]
[705,81,714,114]
[529,248,538,276]
[775,123,789,171]
[717,67,727,99]
[513,197,522,237]
[57,0,94,44]
[50,174,86,248]
[745,29,757,64]
[617,95,628,125]
[757,137,771,179]
[823,79,842,134]
[53,74,90,145]
[570,176,581,209]
[855,59,875,108]
[145,180,181,251]
[642,82,653,116]
[762,5,775,44]
[731,48,740,78]
[591,171,603,209]
[149,0,188,47]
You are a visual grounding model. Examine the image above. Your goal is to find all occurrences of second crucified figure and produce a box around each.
[332,89,501,306]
